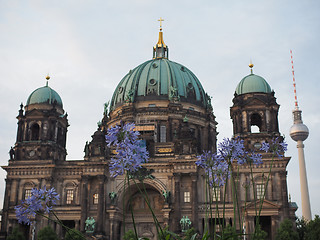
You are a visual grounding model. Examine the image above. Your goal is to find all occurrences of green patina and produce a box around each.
[110,58,208,110]
[26,85,63,108]
[235,73,272,95]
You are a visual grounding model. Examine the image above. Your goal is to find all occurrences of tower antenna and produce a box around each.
[290,50,299,109]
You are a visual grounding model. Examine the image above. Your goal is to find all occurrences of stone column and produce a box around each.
[54,121,58,142]
[11,179,20,205]
[80,176,89,231]
[107,207,119,240]
[240,173,246,201]
[271,215,279,240]
[191,173,198,230]
[1,179,12,232]
[96,175,105,233]
[203,125,208,150]
[280,170,290,219]
[173,173,181,232]
[75,220,80,230]
[274,172,280,200]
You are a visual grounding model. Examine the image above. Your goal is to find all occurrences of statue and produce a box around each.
[180,216,192,232]
[162,190,171,204]
[85,217,95,233]
[169,86,180,101]
[125,89,134,103]
[109,192,117,205]
[206,93,213,111]
[104,101,110,116]
[97,121,102,129]
[183,115,189,123]
[84,141,89,157]
[9,147,15,160]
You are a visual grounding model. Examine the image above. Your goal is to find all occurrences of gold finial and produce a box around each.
[249,60,254,74]
[158,17,164,31]
[46,74,50,86]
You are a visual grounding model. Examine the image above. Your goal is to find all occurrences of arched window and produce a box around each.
[31,123,40,140]
[250,113,262,133]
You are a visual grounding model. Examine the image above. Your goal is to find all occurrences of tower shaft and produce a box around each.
[297,140,312,220]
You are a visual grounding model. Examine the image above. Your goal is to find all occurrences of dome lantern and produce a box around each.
[153,18,168,59]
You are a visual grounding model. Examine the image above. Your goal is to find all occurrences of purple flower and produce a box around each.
[218,138,246,164]
[196,138,264,186]
[248,152,263,165]
[106,122,149,177]
[196,151,230,187]
[15,187,59,225]
[260,137,287,158]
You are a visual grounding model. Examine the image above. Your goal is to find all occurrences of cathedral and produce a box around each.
[0,25,297,240]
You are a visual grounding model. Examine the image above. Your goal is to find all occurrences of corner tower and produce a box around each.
[230,63,295,238]
[14,76,68,162]
[230,64,281,149]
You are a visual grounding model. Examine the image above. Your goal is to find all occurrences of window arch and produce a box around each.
[250,113,262,133]
[31,123,40,140]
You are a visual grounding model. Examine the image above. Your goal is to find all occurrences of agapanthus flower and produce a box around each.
[106,122,149,177]
[248,152,263,165]
[218,138,247,164]
[260,137,288,158]
[15,187,59,225]
[196,138,264,186]
[196,151,230,187]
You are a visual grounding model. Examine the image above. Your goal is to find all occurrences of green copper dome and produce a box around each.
[26,85,63,108]
[110,58,209,110]
[235,73,272,95]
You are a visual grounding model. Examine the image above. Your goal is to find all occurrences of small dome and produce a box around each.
[110,58,209,110]
[235,73,272,95]
[26,85,63,108]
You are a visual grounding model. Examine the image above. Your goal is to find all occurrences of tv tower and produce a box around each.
[289,50,312,220]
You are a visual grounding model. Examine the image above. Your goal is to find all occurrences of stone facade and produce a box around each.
[0,33,296,240]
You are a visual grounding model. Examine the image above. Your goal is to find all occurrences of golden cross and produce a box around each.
[158,17,164,30]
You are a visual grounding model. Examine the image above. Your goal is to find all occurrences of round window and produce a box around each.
[149,79,157,86]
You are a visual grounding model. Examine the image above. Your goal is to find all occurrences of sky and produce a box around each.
[0,0,319,219]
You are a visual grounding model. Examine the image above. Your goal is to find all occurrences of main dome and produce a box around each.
[110,59,208,110]
[235,73,272,95]
[110,30,209,111]
[26,84,63,108]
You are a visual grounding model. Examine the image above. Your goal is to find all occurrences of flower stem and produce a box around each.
[127,173,139,239]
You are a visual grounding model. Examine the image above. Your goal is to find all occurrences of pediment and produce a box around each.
[25,108,46,117]
[244,97,267,106]
[245,199,280,209]
[244,199,281,217]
